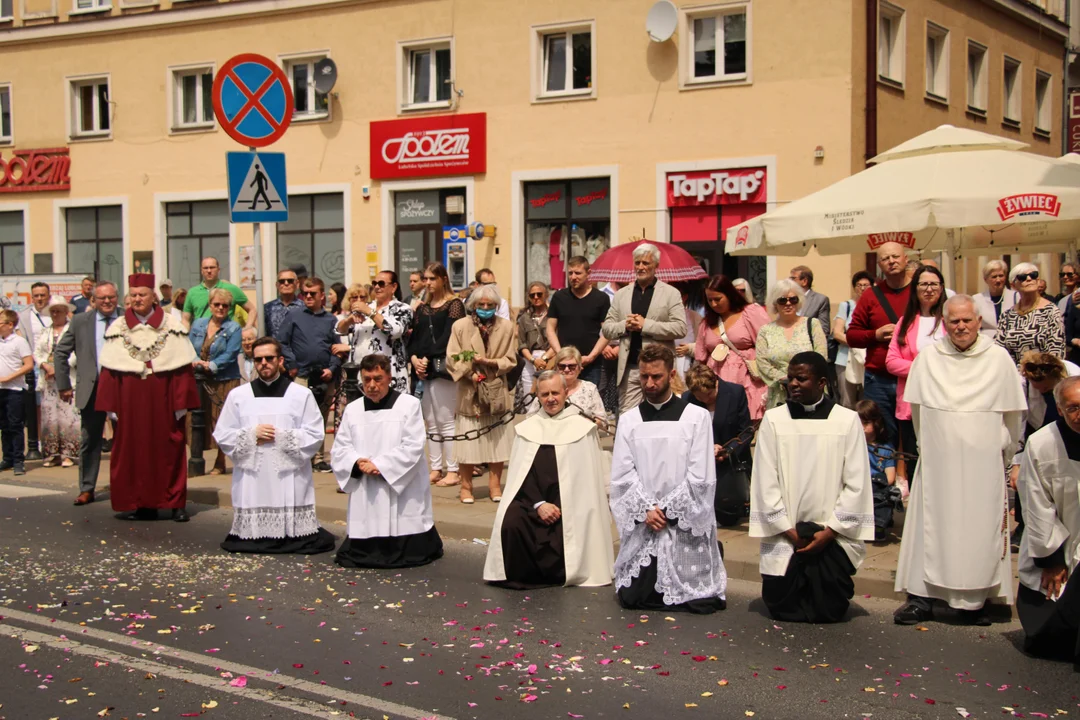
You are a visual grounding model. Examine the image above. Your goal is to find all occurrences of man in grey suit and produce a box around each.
[53,281,120,506]
[790,265,835,361]
[602,243,687,415]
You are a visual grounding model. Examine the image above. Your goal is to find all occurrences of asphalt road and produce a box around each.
[0,477,1077,720]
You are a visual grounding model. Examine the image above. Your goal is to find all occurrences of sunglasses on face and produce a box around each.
[529,292,545,299]
[278,278,297,285]
[371,280,390,288]
[1062,272,1077,279]
[557,363,579,371]
[1023,362,1060,375]
[776,296,799,306]
[1014,272,1040,282]
[254,355,280,364]
[210,302,229,308]
[302,291,320,298]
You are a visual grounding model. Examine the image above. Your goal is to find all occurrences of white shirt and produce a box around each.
[0,333,33,391]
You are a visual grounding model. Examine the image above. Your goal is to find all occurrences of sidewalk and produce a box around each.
[5,455,1013,604]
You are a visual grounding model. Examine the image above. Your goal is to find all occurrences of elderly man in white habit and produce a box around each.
[894,294,1026,627]
[484,370,613,589]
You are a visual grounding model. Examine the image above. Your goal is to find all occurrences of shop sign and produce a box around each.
[371,112,487,180]
[996,193,1061,221]
[1069,92,1080,154]
[666,168,766,207]
[395,190,440,226]
[0,147,71,193]
[530,190,562,209]
[867,232,916,249]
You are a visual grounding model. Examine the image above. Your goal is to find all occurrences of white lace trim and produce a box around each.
[750,508,788,526]
[232,427,259,471]
[613,530,727,606]
[276,429,308,470]
[613,539,658,592]
[609,482,654,537]
[229,505,319,540]
[760,541,795,558]
[834,511,875,528]
[659,482,714,538]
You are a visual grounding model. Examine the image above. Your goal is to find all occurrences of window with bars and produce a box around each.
[70,77,110,138]
[166,201,230,291]
[283,55,330,120]
[0,211,25,275]
[277,194,345,285]
[173,68,214,130]
[66,206,123,289]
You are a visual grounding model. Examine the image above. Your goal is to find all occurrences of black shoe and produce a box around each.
[894,597,934,625]
[960,606,992,627]
[314,461,333,474]
[0,461,12,472]
[121,508,157,521]
[874,527,888,543]
[172,508,190,523]
[102,439,113,453]
[1010,526,1024,552]
[13,464,25,476]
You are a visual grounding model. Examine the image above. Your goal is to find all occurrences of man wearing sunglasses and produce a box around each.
[213,336,336,555]
[264,269,304,338]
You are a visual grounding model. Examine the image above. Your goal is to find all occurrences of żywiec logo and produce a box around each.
[381,128,471,168]
[530,191,562,209]
[866,232,916,249]
[996,193,1061,221]
[734,226,750,248]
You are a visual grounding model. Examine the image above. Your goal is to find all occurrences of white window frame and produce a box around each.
[878,1,905,87]
[924,21,949,103]
[0,84,12,146]
[966,39,988,114]
[280,51,332,123]
[1003,55,1022,125]
[397,37,454,113]
[20,0,57,19]
[0,0,13,20]
[1035,69,1053,135]
[531,20,597,103]
[69,0,110,15]
[169,63,215,133]
[678,2,752,90]
[67,74,111,141]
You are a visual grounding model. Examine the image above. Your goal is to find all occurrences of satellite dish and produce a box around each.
[313,57,338,95]
[646,0,677,42]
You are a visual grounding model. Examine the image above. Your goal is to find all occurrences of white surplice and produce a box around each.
[1017,421,1080,595]
[609,397,727,605]
[331,391,434,539]
[484,407,614,587]
[749,401,875,576]
[896,334,1026,609]
[213,380,325,539]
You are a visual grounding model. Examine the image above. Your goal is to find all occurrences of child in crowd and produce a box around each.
[0,310,34,476]
[857,399,899,543]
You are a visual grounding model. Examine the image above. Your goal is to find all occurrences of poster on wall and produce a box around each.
[132,251,153,274]
[238,245,256,288]
[2,274,85,312]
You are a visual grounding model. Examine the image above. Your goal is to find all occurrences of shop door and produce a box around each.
[396,226,440,278]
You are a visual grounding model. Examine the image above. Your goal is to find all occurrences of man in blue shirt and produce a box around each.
[275,276,340,472]
[264,268,304,338]
[70,277,95,315]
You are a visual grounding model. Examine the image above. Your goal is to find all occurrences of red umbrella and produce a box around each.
[587,240,709,284]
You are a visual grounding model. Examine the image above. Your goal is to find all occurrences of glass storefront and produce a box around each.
[524,177,610,291]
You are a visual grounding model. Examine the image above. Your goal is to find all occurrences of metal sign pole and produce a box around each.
[253,222,265,337]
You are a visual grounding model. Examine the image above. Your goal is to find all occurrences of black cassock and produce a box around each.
[492,445,566,589]
[760,521,856,624]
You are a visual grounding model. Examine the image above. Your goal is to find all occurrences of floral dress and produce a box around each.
[33,326,81,460]
[345,298,414,392]
[755,317,829,409]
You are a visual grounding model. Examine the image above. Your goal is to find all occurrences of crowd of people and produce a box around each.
[0,238,1076,672]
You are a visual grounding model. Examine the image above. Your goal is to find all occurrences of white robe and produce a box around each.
[609,399,727,606]
[896,335,1026,609]
[749,402,875,576]
[213,381,325,539]
[1017,421,1080,596]
[484,407,614,587]
[331,392,434,539]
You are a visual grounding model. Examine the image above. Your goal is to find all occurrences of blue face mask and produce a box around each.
[475,308,496,320]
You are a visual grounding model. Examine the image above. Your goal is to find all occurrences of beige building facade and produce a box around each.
[0,0,1069,313]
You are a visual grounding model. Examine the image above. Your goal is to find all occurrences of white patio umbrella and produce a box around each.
[727,125,1080,258]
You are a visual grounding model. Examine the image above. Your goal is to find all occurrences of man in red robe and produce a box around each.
[96,274,200,521]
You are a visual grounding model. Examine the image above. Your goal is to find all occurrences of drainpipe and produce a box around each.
[865,0,879,275]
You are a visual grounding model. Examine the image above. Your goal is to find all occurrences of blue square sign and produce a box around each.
[227,151,288,223]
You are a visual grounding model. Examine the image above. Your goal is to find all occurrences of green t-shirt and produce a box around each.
[183,280,248,320]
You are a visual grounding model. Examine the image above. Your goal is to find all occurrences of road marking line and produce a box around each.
[1,623,341,719]
[0,483,63,498]
[0,607,455,720]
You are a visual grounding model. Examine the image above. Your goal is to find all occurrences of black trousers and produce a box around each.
[0,389,25,465]
[1017,573,1080,669]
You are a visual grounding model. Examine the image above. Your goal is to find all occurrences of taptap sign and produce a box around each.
[212,53,293,147]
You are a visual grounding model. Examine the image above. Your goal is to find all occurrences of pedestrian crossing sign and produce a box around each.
[226,151,289,223]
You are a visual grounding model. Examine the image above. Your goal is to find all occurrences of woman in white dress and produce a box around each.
[33,296,80,467]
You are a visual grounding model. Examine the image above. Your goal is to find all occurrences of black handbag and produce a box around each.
[425,316,452,380]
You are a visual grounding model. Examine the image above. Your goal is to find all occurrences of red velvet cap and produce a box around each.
[128,273,155,290]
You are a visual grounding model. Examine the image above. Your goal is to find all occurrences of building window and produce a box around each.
[166,201,229,291]
[277,194,345,285]
[69,76,110,138]
[925,22,948,101]
[0,211,24,274]
[0,85,11,143]
[1,0,12,20]
[1035,70,1052,134]
[878,1,905,86]
[966,41,988,113]
[524,179,611,291]
[686,5,748,84]
[283,54,330,121]
[535,23,594,99]
[1003,56,1021,125]
[400,39,452,110]
[73,0,109,10]
[172,67,214,130]
[66,205,123,289]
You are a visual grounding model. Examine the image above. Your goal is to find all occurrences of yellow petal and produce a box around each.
[701,692,714,697]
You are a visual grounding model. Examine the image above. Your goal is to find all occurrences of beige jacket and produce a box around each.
[601,279,687,383]
[447,316,518,417]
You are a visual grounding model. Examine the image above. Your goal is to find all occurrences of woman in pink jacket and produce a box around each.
[885,265,947,476]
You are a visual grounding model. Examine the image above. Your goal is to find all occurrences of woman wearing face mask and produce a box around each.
[996,263,1066,364]
[754,278,828,409]
[446,283,518,504]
